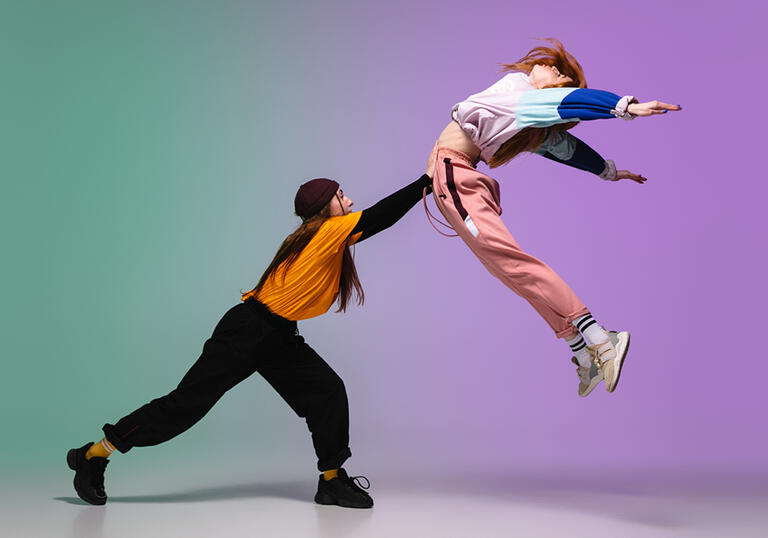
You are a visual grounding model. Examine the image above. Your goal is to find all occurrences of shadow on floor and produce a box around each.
[379,467,768,529]
[52,468,768,530]
[54,479,311,504]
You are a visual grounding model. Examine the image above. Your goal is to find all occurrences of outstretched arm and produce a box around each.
[348,174,433,244]
[517,87,680,129]
[536,131,647,184]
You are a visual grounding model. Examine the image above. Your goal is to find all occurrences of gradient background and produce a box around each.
[1,0,765,500]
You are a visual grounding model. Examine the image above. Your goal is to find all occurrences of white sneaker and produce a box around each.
[571,356,604,397]
[586,330,630,393]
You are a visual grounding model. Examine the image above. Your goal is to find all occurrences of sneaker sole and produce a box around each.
[606,331,630,393]
[314,491,373,509]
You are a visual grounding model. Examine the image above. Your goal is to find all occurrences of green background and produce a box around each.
[2,2,334,475]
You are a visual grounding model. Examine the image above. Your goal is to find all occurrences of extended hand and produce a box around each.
[627,100,681,117]
[615,170,647,184]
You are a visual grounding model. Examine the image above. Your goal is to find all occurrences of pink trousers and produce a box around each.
[431,145,588,339]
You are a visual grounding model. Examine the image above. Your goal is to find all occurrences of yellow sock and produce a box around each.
[323,469,339,481]
[85,438,115,460]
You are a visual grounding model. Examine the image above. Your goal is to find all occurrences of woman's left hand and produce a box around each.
[615,170,647,184]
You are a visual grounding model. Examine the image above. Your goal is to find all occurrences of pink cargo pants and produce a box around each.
[430,145,588,339]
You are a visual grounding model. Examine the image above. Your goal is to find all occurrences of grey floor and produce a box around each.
[5,467,768,538]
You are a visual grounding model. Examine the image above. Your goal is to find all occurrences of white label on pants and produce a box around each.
[464,215,479,237]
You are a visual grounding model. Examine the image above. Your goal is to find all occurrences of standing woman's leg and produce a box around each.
[256,333,373,508]
[255,331,352,472]
[103,303,267,452]
[67,302,269,505]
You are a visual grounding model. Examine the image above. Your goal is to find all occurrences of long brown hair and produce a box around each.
[487,38,587,169]
[249,202,364,312]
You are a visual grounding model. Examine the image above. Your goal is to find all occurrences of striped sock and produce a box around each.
[566,333,592,368]
[573,313,609,346]
[85,438,115,460]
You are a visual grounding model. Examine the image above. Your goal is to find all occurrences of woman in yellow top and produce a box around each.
[66,172,433,509]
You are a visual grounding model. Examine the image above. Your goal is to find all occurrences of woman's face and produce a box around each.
[329,188,354,216]
[529,64,574,89]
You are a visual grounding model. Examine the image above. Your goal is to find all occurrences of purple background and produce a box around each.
[295,0,767,471]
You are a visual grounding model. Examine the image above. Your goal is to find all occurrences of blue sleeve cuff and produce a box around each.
[557,89,622,121]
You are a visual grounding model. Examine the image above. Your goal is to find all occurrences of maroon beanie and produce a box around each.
[294,178,340,219]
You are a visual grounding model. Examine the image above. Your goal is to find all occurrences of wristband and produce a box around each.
[611,96,638,120]
[599,160,617,181]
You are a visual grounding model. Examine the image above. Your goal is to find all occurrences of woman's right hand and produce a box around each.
[627,101,682,117]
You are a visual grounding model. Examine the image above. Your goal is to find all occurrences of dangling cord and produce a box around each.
[422,186,458,237]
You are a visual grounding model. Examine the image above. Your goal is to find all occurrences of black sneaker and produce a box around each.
[314,468,373,508]
[66,442,109,505]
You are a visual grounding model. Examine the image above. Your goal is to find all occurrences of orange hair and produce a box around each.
[487,39,586,169]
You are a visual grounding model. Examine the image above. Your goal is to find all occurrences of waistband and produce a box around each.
[243,297,297,331]
[436,145,476,168]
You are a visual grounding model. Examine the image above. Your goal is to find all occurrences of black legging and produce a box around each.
[103,298,351,471]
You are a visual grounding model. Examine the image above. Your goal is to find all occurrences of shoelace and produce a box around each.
[349,475,370,490]
[588,341,613,367]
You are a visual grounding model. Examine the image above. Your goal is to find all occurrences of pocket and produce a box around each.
[444,157,481,238]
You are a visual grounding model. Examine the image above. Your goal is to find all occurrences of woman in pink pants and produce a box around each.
[426,39,681,397]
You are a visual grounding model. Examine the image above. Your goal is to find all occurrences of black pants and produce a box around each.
[103,299,352,471]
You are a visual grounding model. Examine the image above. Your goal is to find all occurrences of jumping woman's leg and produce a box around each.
[430,146,629,394]
[432,147,587,339]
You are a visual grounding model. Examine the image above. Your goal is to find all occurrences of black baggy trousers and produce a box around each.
[102,298,352,471]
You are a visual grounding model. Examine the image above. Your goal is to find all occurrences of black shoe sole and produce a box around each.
[67,448,107,506]
[314,489,373,508]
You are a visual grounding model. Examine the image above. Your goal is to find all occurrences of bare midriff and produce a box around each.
[437,121,481,165]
